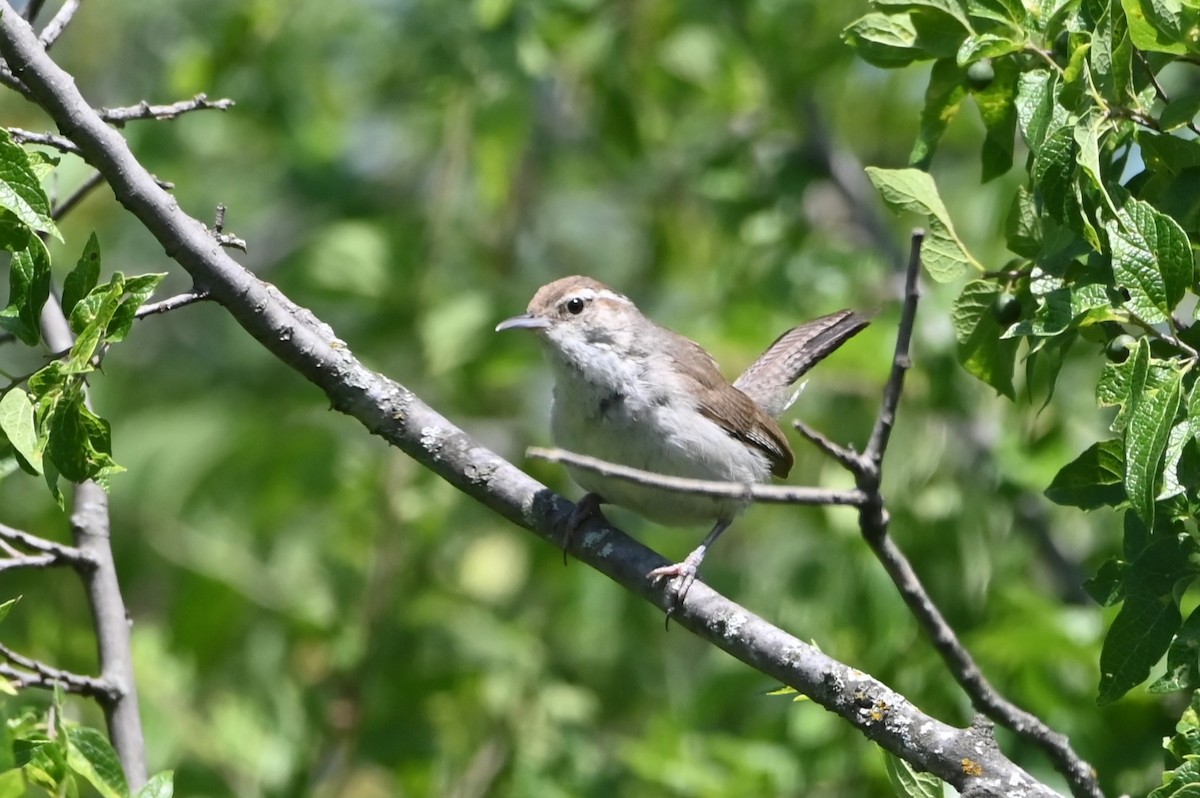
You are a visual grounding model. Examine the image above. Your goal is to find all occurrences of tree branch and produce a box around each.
[134,289,211,318]
[50,169,104,220]
[37,0,80,49]
[0,644,117,700]
[99,93,235,126]
[0,522,94,568]
[527,447,866,507]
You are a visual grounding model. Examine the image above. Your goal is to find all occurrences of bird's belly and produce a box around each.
[551,397,770,526]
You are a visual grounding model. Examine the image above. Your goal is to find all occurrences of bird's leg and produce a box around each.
[647,518,732,615]
[560,492,607,565]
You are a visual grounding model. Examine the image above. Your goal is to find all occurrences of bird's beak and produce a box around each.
[496,313,551,332]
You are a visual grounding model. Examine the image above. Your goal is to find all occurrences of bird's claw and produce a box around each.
[648,560,699,623]
[560,492,606,565]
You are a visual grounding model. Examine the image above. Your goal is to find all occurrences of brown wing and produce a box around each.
[669,335,794,479]
[733,309,869,418]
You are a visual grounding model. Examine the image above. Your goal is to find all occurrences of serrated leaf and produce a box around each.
[1151,604,1200,693]
[1105,193,1193,324]
[66,726,128,798]
[0,130,59,241]
[1045,439,1126,508]
[0,241,51,346]
[0,389,39,474]
[1015,69,1057,152]
[973,56,1018,181]
[1121,0,1189,54]
[843,13,924,67]
[866,167,982,281]
[951,280,1019,396]
[1125,364,1183,527]
[134,772,173,798]
[882,749,945,798]
[910,59,967,169]
[61,233,101,320]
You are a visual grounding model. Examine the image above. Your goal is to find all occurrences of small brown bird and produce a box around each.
[498,276,867,609]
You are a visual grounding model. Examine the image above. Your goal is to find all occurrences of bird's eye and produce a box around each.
[565,297,586,315]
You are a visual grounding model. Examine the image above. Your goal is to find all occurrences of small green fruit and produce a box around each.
[991,292,1021,326]
[1106,334,1135,363]
[966,60,995,91]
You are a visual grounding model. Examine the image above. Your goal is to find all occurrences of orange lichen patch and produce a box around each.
[961,758,984,777]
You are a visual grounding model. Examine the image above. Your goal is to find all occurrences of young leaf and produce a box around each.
[61,233,101,320]
[950,280,1018,397]
[910,59,967,169]
[866,167,982,281]
[0,242,51,347]
[106,273,165,343]
[65,726,128,798]
[1124,365,1183,528]
[0,596,18,624]
[135,772,174,798]
[0,388,40,474]
[1045,439,1125,509]
[0,130,59,241]
[1105,193,1193,324]
[1150,604,1200,694]
[882,749,945,798]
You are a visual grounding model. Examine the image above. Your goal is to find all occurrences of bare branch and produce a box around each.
[37,0,80,49]
[135,289,211,318]
[0,522,94,568]
[8,126,79,154]
[99,93,235,126]
[51,169,104,220]
[0,645,117,700]
[792,418,859,471]
[528,447,866,507]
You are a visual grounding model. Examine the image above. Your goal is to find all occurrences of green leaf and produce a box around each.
[0,240,51,347]
[1084,557,1129,606]
[1092,0,1135,101]
[1033,126,1080,226]
[0,130,59,241]
[45,385,122,484]
[972,55,1018,180]
[951,279,1019,397]
[882,749,944,797]
[1159,419,1192,500]
[956,32,1024,62]
[843,13,924,67]
[1151,604,1200,693]
[61,233,101,321]
[1004,186,1042,256]
[1121,0,1189,54]
[65,726,128,798]
[134,772,173,798]
[910,59,968,169]
[0,770,25,798]
[0,388,40,474]
[1162,93,1200,131]
[1074,111,1118,216]
[1125,363,1183,528]
[66,276,125,372]
[0,596,18,624]
[1098,531,1193,704]
[866,167,982,281]
[1105,192,1193,324]
[106,273,165,343]
[1045,439,1126,509]
[1014,69,1059,152]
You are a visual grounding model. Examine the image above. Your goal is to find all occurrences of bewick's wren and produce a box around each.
[498,275,867,608]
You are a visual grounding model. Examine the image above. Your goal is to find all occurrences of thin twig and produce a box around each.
[0,522,94,567]
[0,646,117,700]
[135,289,211,318]
[821,231,1103,798]
[864,231,923,466]
[7,126,79,153]
[99,93,235,126]
[527,447,867,507]
[792,418,859,471]
[37,0,79,49]
[50,170,104,220]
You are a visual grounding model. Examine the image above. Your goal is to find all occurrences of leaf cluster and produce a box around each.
[848,0,1200,707]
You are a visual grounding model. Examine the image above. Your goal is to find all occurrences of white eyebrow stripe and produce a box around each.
[573,288,631,305]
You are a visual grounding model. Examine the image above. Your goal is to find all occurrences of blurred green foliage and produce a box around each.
[0,0,1181,795]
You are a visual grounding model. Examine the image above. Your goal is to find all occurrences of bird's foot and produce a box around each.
[647,548,705,620]
[560,492,607,565]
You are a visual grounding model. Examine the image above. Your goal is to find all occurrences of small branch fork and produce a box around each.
[0,642,117,701]
[0,522,95,572]
[799,232,1102,798]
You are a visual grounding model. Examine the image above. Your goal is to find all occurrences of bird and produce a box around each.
[497,275,868,611]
